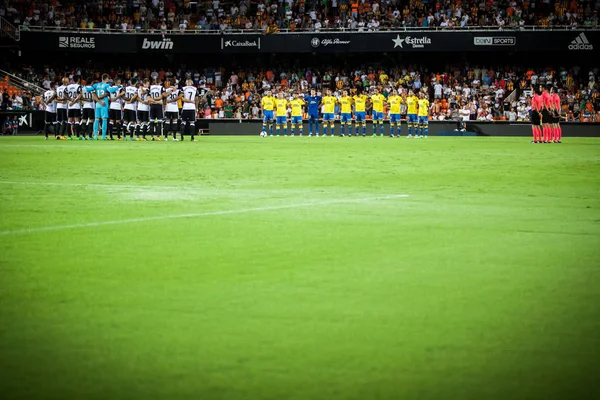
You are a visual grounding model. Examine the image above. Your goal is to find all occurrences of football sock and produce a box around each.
[101,119,108,140]
[190,122,195,140]
[93,120,99,139]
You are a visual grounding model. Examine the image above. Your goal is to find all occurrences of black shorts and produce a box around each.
[531,110,541,126]
[123,109,136,122]
[56,108,68,123]
[137,110,149,122]
[109,109,122,121]
[82,108,95,120]
[181,109,196,123]
[553,111,560,124]
[541,109,551,124]
[149,104,164,120]
[165,111,180,121]
[67,108,81,119]
[45,111,56,124]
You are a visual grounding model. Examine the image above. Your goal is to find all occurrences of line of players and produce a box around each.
[260,88,431,137]
[530,85,563,144]
[41,74,200,141]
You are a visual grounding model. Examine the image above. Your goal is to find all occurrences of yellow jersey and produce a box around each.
[322,96,336,114]
[353,95,367,112]
[370,94,385,113]
[275,99,288,117]
[388,95,403,114]
[340,96,353,114]
[417,98,430,117]
[406,96,418,114]
[290,98,305,117]
[262,96,275,111]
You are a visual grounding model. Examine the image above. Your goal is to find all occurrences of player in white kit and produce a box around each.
[180,78,199,141]
[123,78,138,141]
[81,78,96,140]
[109,77,125,140]
[136,79,151,140]
[42,81,57,139]
[66,76,83,139]
[55,77,69,139]
[164,78,181,141]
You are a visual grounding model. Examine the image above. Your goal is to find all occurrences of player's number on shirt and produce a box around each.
[185,91,194,101]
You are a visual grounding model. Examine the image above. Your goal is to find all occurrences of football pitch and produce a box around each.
[0,136,599,400]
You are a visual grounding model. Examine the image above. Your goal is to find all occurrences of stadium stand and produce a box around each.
[3,0,599,33]
[4,61,598,122]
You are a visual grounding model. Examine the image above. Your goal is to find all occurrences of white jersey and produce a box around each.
[109,86,124,110]
[56,85,68,109]
[66,83,82,109]
[181,86,198,110]
[165,88,180,112]
[137,87,150,112]
[123,85,138,111]
[82,87,95,109]
[44,89,56,113]
[149,84,165,107]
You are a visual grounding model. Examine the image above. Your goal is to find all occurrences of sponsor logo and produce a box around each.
[223,39,259,48]
[568,33,593,50]
[58,36,96,49]
[18,114,29,126]
[474,36,516,46]
[392,34,431,49]
[311,37,351,48]
[141,38,174,50]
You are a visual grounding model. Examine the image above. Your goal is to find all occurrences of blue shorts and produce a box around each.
[418,116,428,124]
[355,112,366,122]
[95,107,109,119]
[308,112,319,120]
[373,111,384,121]
[291,116,302,124]
[263,110,274,122]
[276,116,287,125]
[407,114,418,123]
[341,113,352,123]
[323,113,335,121]
[390,114,401,123]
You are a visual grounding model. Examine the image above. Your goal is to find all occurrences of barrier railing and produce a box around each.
[0,69,45,95]
[19,24,600,37]
[0,16,19,41]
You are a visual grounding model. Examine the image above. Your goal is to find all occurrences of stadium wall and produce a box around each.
[3,111,599,137]
[19,30,599,54]
[206,121,600,137]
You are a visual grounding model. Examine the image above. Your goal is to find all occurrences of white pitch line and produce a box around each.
[0,180,191,190]
[0,194,409,236]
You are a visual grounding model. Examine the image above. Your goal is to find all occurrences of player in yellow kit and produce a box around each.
[405,90,419,138]
[289,93,305,136]
[275,92,289,136]
[370,88,385,136]
[321,89,336,136]
[417,92,430,138]
[261,90,275,135]
[388,89,403,137]
[339,90,353,137]
[353,91,367,136]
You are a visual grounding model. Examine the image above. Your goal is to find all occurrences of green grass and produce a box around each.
[0,136,599,400]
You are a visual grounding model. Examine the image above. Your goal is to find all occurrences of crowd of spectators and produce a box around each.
[2,0,599,33]
[4,62,599,123]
